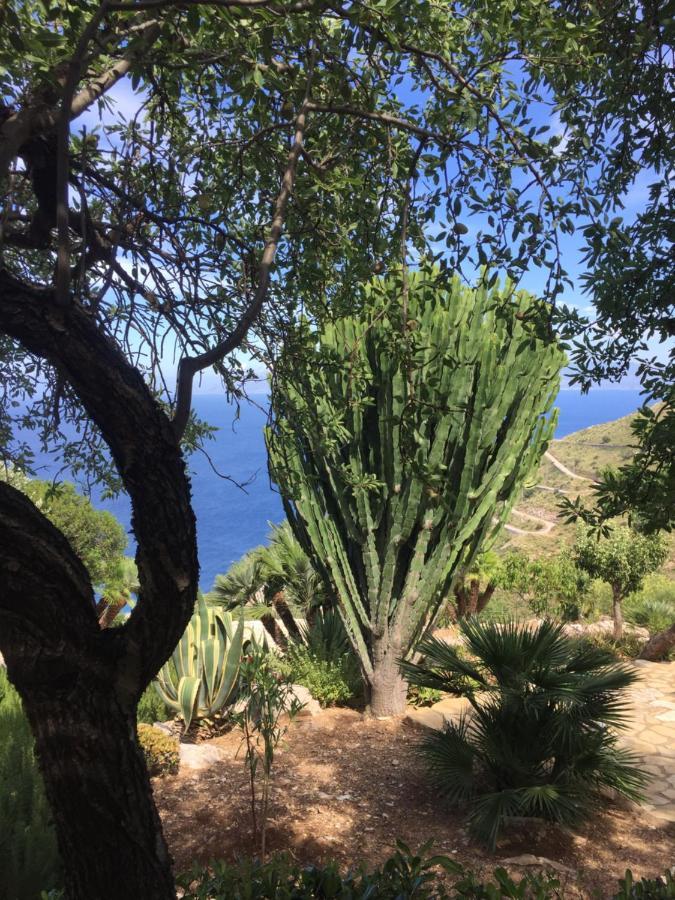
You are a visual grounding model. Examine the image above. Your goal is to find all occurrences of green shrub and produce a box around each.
[408,685,444,708]
[402,619,647,849]
[136,683,171,725]
[282,609,362,707]
[178,841,462,898]
[614,869,675,899]
[575,631,646,660]
[0,669,61,899]
[137,724,179,776]
[624,575,675,634]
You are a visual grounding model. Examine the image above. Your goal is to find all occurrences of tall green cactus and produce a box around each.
[266,267,565,716]
[155,594,244,729]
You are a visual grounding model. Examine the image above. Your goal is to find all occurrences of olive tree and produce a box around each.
[573,525,667,639]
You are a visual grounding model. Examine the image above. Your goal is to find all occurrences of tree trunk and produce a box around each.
[639,622,675,661]
[22,682,174,900]
[468,578,480,615]
[368,643,408,717]
[612,585,624,641]
[476,582,496,615]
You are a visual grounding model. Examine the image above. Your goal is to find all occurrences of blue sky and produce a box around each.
[79,78,670,396]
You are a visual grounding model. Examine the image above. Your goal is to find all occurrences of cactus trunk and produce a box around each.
[267,266,565,715]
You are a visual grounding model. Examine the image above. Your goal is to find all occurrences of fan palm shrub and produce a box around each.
[402,619,647,849]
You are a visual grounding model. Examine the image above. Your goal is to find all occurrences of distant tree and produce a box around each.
[268,269,564,716]
[2,469,126,591]
[573,525,668,640]
[500,551,590,621]
[451,551,502,619]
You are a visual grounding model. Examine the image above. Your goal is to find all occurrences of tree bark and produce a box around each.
[0,272,199,898]
[368,641,408,717]
[639,622,675,661]
[612,585,624,641]
[22,682,174,899]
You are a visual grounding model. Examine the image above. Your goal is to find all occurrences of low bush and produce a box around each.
[575,631,647,660]
[0,669,61,900]
[408,684,444,708]
[178,847,673,898]
[624,575,675,635]
[403,619,647,849]
[281,609,362,707]
[137,683,171,725]
[614,869,675,899]
[137,724,179,776]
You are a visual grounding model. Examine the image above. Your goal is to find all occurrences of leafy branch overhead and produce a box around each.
[2,0,660,481]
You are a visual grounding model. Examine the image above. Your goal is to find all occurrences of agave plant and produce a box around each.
[155,594,244,729]
[402,619,647,849]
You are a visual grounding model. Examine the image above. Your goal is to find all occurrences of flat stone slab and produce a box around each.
[179,742,226,771]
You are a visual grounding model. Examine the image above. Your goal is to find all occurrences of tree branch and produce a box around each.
[0,18,160,182]
[0,268,198,690]
[0,479,101,684]
[172,73,314,438]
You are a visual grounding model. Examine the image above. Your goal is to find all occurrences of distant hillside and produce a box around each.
[499,405,674,568]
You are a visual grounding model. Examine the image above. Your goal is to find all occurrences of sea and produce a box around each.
[26,389,645,591]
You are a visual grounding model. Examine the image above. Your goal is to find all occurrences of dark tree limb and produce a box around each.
[0,268,198,691]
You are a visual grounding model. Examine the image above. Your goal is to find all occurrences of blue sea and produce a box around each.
[27,389,645,591]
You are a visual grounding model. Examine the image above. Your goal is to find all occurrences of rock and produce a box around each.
[562,617,649,642]
[500,854,575,876]
[405,707,444,731]
[179,742,226,771]
[288,684,321,716]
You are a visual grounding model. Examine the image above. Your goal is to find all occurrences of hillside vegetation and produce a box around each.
[503,406,674,568]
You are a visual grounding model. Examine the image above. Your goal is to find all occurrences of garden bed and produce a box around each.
[153,708,674,897]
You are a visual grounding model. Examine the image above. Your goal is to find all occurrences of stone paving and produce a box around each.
[622,659,675,823]
[406,659,675,824]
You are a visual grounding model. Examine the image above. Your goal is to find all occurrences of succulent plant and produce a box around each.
[155,594,244,729]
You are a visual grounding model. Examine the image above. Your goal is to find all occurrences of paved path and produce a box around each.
[622,659,675,823]
[406,659,675,824]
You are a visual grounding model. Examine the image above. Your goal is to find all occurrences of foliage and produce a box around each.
[614,869,675,900]
[573,525,668,638]
[178,841,462,899]
[0,669,61,899]
[155,594,244,730]
[281,609,363,707]
[574,631,648,662]
[211,522,332,630]
[234,642,304,859]
[1,469,126,590]
[452,552,503,619]
[500,552,589,621]
[137,724,179,777]
[137,683,171,726]
[623,574,675,636]
[268,268,563,712]
[402,619,646,849]
[407,685,444,709]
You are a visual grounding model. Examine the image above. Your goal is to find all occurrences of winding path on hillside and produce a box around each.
[544,449,598,482]
[504,448,597,536]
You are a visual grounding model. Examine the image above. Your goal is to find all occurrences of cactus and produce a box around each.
[155,594,244,729]
[267,266,565,716]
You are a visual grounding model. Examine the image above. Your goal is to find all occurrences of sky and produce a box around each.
[77,72,670,397]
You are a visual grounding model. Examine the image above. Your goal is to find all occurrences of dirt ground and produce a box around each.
[154,708,675,898]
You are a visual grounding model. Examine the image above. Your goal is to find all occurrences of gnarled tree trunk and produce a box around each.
[0,272,199,899]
